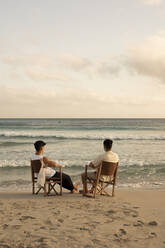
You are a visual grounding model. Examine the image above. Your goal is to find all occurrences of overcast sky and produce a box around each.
[0,0,165,118]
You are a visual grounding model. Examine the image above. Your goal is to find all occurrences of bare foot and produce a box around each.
[71,183,80,193]
[74,183,80,190]
[71,189,78,194]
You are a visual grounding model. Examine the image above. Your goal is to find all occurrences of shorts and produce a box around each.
[87,171,111,182]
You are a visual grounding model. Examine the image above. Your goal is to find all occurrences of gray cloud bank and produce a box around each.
[58,55,121,78]
[125,32,165,83]
[3,54,122,82]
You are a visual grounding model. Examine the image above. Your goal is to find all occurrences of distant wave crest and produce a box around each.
[0,131,165,141]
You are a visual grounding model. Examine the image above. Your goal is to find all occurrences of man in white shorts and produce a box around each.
[81,139,119,194]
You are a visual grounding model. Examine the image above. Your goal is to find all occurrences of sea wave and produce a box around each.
[0,163,85,170]
[2,126,164,131]
[0,132,165,141]
[0,141,31,147]
[0,179,30,187]
[1,118,165,131]
[0,160,164,171]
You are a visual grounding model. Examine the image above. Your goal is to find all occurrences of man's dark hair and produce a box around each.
[34,140,46,152]
[103,139,113,150]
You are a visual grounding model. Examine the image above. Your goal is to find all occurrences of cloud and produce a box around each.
[96,61,121,77]
[3,54,72,82]
[26,70,71,82]
[125,32,165,83]
[3,55,54,67]
[140,0,163,5]
[59,54,121,78]
[59,55,92,71]
[3,53,121,82]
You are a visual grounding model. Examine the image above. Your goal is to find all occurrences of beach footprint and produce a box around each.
[20,215,36,221]
[11,224,22,230]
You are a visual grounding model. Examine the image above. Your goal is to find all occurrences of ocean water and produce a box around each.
[0,118,165,192]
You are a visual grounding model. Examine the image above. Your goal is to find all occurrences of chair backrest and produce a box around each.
[31,160,42,181]
[100,161,118,177]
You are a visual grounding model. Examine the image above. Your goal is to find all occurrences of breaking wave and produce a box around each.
[0,132,165,141]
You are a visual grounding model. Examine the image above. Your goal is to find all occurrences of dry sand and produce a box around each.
[0,189,165,248]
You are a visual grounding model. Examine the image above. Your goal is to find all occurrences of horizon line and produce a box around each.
[0,117,165,120]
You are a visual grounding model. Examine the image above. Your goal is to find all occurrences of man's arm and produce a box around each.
[43,157,62,167]
[88,154,102,169]
[89,162,97,169]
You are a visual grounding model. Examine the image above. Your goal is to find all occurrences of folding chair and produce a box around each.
[31,159,62,196]
[84,161,119,198]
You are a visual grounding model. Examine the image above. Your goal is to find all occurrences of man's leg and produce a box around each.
[53,172,75,192]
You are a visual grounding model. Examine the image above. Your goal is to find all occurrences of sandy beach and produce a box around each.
[0,189,165,248]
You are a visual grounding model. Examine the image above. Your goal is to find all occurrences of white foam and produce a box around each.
[0,130,165,141]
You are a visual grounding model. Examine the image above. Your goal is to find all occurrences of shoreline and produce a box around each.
[0,189,165,247]
[0,184,165,193]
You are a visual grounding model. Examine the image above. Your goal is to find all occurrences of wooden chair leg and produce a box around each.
[93,187,97,198]
[99,182,104,195]
[93,181,98,198]
[44,184,47,196]
[60,167,62,195]
[112,184,115,197]
[60,182,62,195]
[83,178,88,196]
[32,183,35,194]
[47,183,51,195]
[36,187,43,195]
[99,183,112,196]
[83,165,88,196]
[51,183,58,195]
[46,182,60,196]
